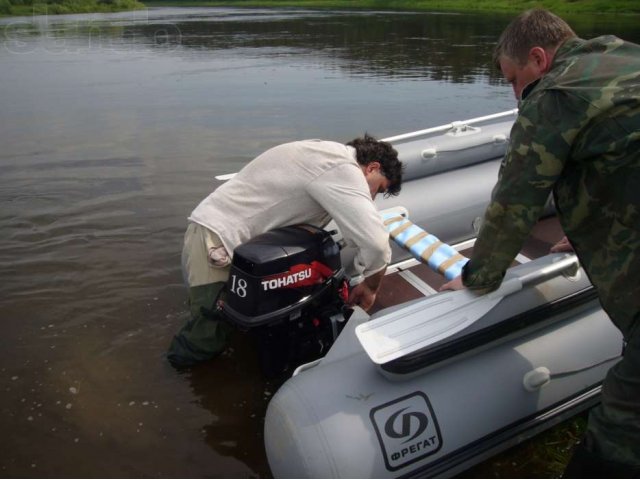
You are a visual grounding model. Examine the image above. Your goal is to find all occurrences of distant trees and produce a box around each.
[0,0,144,15]
[0,0,12,14]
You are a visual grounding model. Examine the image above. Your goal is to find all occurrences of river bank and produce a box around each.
[2,0,640,17]
[142,0,640,14]
[0,0,144,17]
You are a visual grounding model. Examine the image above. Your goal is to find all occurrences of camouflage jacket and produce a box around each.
[463,35,640,338]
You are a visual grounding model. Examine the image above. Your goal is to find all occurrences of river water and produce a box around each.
[1,7,638,477]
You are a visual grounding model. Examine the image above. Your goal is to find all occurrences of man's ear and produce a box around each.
[528,46,551,74]
[366,161,381,174]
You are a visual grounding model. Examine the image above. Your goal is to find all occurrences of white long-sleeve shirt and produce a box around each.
[189,140,390,278]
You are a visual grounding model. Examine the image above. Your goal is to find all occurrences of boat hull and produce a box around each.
[265,301,621,478]
[261,111,623,478]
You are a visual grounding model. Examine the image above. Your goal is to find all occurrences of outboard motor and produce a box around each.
[222,225,352,377]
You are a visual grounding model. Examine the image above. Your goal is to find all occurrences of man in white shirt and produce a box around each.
[168,134,403,367]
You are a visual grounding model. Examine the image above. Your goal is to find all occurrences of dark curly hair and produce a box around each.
[346,134,403,197]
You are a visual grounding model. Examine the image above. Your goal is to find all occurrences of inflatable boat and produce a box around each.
[220,110,624,478]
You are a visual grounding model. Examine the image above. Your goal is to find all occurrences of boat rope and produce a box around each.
[549,353,622,379]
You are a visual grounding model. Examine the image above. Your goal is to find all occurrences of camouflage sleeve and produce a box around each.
[463,91,581,292]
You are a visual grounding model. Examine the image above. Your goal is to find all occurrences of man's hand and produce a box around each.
[347,282,377,311]
[347,268,386,312]
[550,235,574,253]
[439,275,465,292]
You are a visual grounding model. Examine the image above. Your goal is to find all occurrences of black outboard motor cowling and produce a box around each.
[222,225,352,377]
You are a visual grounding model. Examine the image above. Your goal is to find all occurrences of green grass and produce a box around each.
[463,414,588,478]
[0,0,145,16]
[143,0,640,14]
[3,0,639,17]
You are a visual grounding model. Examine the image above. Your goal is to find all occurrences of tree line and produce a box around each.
[0,0,144,16]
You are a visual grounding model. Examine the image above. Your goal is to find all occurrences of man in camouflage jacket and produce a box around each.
[442,9,640,477]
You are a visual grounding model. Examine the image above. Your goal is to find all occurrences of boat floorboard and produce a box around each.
[371,215,564,314]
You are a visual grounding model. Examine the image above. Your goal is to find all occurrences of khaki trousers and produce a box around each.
[167,223,232,366]
[181,222,230,287]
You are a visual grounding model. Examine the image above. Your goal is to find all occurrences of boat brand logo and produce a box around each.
[370,391,442,472]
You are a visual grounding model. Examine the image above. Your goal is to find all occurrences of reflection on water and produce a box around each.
[0,7,638,477]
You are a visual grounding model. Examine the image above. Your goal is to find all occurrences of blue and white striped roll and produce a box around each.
[382,212,468,280]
